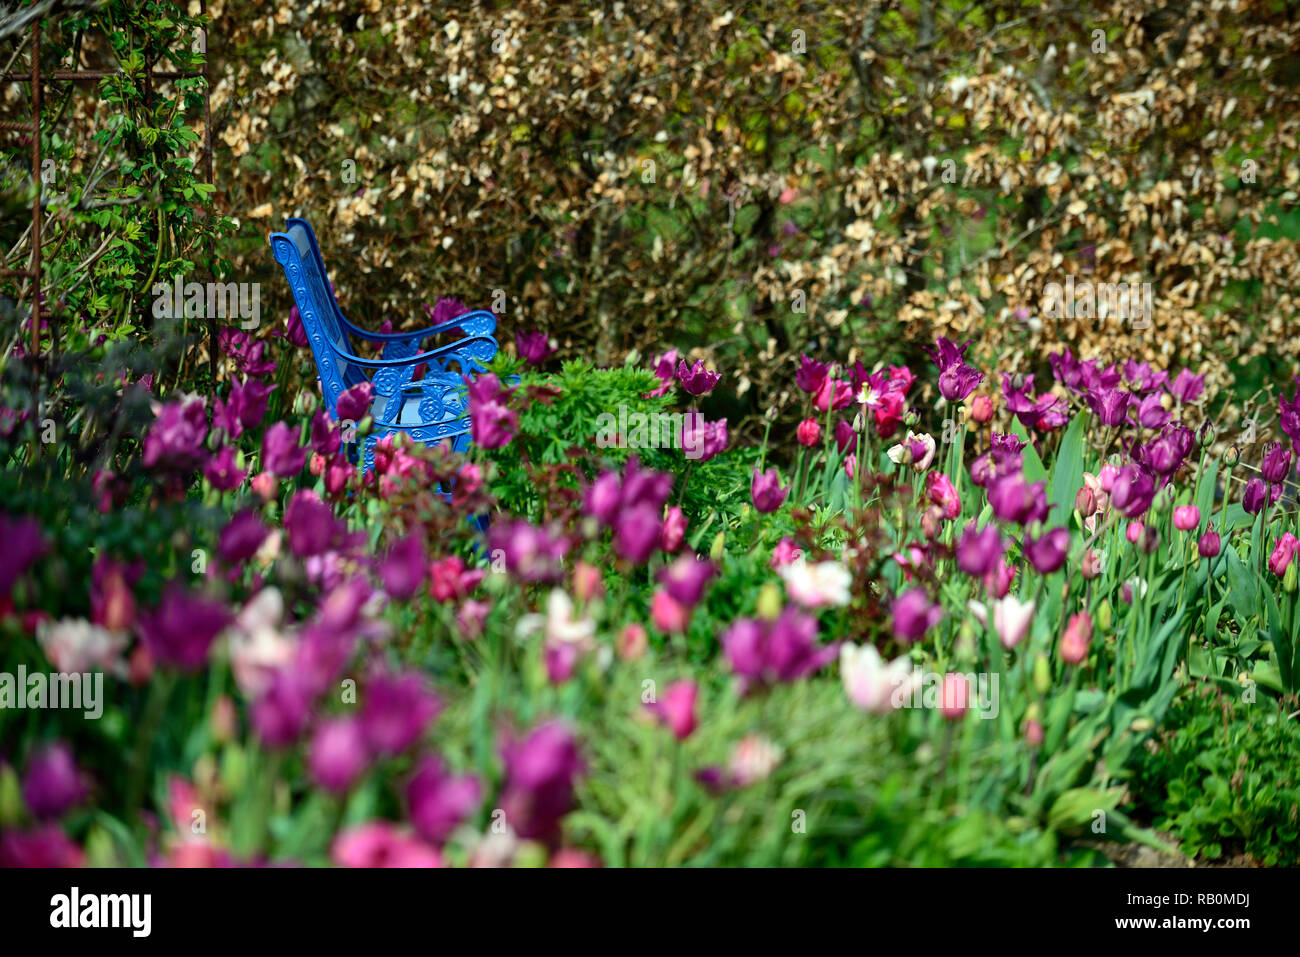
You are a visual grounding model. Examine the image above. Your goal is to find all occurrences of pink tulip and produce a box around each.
[939,674,970,720]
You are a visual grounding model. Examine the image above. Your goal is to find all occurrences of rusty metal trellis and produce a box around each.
[1,4,216,380]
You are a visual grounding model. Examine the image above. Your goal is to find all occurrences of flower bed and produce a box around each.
[3,314,1298,869]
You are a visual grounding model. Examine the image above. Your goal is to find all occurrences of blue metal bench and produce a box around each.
[269,217,499,471]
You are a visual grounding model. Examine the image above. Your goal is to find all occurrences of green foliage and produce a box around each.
[484,357,757,527]
[1132,687,1300,866]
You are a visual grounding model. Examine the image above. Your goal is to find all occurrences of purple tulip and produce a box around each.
[285,305,309,347]
[137,584,232,671]
[251,670,315,747]
[486,520,568,583]
[676,359,721,396]
[796,354,829,394]
[229,378,276,433]
[1049,349,1086,393]
[1134,393,1171,430]
[892,587,943,643]
[938,363,984,402]
[407,755,482,844]
[1001,373,1040,420]
[1025,527,1070,574]
[1124,360,1168,395]
[1198,524,1221,558]
[834,419,856,454]
[469,394,517,449]
[498,722,585,842]
[218,509,270,564]
[1242,478,1269,515]
[680,415,730,462]
[515,330,555,366]
[262,421,308,478]
[143,398,209,471]
[335,381,375,423]
[1109,465,1157,518]
[0,824,84,867]
[645,679,699,740]
[619,460,674,512]
[310,409,342,456]
[1033,394,1071,431]
[204,445,246,491]
[0,513,46,597]
[360,670,443,756]
[583,471,624,526]
[381,534,427,600]
[285,490,343,557]
[751,467,789,514]
[1166,368,1205,404]
[1279,379,1300,452]
[293,625,359,702]
[1086,388,1131,427]
[657,554,715,607]
[720,608,838,691]
[427,296,469,326]
[956,522,1005,577]
[927,337,974,372]
[987,472,1049,526]
[21,742,86,819]
[644,349,679,397]
[309,717,371,792]
[613,503,663,564]
[1261,442,1293,484]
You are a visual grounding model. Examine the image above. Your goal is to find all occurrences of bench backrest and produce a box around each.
[270,223,363,411]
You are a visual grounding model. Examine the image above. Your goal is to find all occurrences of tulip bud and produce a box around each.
[514,841,549,869]
[1286,561,1298,594]
[1080,549,1102,580]
[971,395,994,424]
[1075,485,1096,515]
[955,619,977,662]
[903,409,920,428]
[572,561,605,604]
[921,505,942,540]
[251,471,278,502]
[1198,524,1221,559]
[1198,421,1215,448]
[939,673,970,720]
[1224,446,1239,468]
[1139,525,1160,553]
[1172,505,1200,531]
[710,531,726,563]
[1033,653,1051,695]
[0,764,21,827]
[756,581,783,620]
[1024,718,1044,747]
[1097,598,1118,634]
[1022,702,1044,746]
[1060,611,1092,665]
[210,694,238,744]
[618,623,648,661]
[220,743,248,794]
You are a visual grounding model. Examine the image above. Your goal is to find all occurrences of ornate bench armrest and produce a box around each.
[325,333,499,370]
[343,309,498,344]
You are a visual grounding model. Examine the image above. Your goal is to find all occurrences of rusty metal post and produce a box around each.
[2,14,215,377]
[30,21,41,361]
[201,0,218,388]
